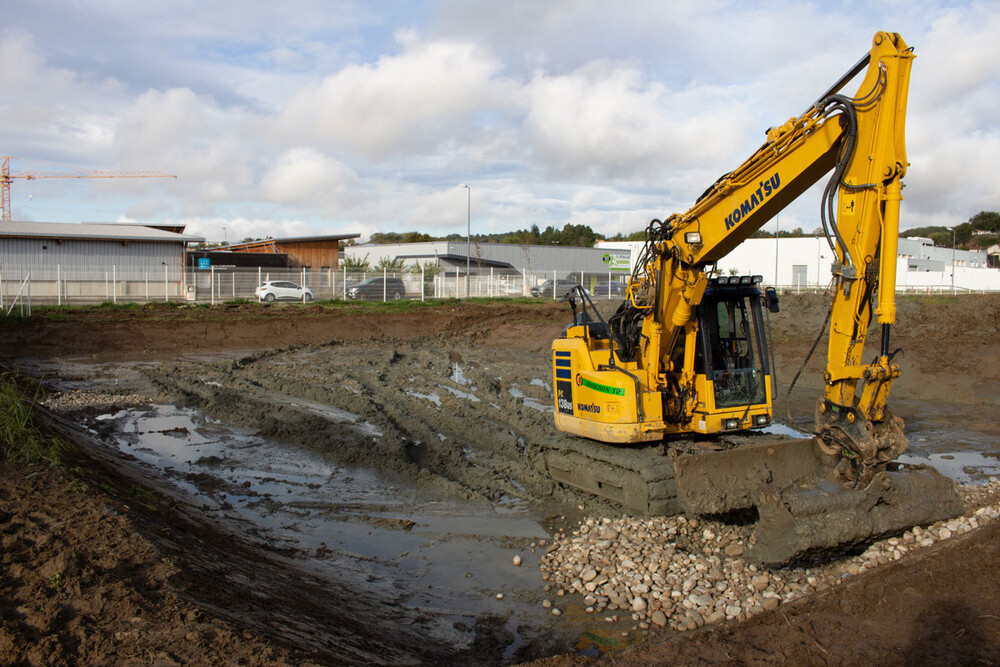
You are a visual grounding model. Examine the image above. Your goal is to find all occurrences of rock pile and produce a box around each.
[538,478,1000,633]
[41,389,152,413]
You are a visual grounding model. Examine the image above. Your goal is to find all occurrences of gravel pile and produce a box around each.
[538,478,1000,633]
[41,389,152,413]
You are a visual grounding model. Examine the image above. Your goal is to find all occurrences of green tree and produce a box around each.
[342,254,370,270]
[375,256,407,271]
[370,231,433,244]
[969,211,1000,233]
[418,261,440,280]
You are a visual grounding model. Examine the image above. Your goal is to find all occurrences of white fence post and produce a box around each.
[211,266,216,305]
[164,265,169,302]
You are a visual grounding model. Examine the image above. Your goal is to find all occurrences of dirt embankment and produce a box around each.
[1,294,999,665]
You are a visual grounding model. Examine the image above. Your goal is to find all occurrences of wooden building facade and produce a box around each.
[225,234,360,269]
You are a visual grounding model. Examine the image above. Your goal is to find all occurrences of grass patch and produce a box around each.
[0,372,68,466]
[96,301,140,310]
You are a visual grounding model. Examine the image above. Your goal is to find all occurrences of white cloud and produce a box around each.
[523,60,751,182]
[3,2,1000,239]
[0,28,125,159]
[276,32,517,159]
[261,148,362,210]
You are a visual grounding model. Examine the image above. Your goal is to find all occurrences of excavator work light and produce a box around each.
[724,418,741,430]
[684,232,702,245]
[752,275,764,284]
[753,414,770,426]
[740,275,753,285]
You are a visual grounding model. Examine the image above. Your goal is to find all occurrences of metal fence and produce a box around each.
[0,265,635,313]
[2,263,991,315]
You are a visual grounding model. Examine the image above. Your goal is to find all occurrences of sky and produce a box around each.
[2,1,999,244]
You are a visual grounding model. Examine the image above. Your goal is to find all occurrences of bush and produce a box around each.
[0,372,68,465]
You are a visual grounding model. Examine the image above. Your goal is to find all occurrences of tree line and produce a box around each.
[368,211,999,250]
[213,211,999,252]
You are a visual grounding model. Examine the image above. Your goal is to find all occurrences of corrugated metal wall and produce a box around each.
[0,238,184,281]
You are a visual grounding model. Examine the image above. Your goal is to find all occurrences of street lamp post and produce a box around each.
[950,227,956,294]
[773,214,779,287]
[459,184,470,297]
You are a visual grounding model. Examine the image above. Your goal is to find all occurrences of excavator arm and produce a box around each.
[550,33,962,563]
[616,32,915,479]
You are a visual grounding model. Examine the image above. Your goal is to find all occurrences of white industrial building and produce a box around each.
[597,237,1000,292]
[346,241,631,279]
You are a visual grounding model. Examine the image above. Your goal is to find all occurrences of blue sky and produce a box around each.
[2,1,998,243]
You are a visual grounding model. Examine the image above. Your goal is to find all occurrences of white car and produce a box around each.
[255,280,315,302]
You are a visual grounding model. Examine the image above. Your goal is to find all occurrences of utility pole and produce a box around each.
[459,183,471,297]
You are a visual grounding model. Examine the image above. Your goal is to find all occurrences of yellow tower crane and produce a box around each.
[1,156,176,222]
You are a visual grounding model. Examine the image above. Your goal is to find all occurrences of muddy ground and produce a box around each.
[2,294,999,665]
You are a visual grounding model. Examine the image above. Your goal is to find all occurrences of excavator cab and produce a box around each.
[698,278,771,417]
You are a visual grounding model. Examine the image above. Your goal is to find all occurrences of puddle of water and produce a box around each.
[97,403,552,633]
[406,389,442,407]
[443,385,480,402]
[761,421,813,439]
[892,399,1000,484]
[451,363,470,386]
[898,451,1000,484]
[508,385,553,413]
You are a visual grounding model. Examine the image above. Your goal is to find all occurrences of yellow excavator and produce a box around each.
[548,32,963,564]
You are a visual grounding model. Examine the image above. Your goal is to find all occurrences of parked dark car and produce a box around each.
[593,280,626,297]
[346,276,406,301]
[530,279,587,298]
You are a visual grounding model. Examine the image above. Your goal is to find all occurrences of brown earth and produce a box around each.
[2,294,999,665]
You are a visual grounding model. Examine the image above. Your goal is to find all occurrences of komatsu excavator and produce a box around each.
[548,32,963,564]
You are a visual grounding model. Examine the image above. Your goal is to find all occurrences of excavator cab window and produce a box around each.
[699,289,768,409]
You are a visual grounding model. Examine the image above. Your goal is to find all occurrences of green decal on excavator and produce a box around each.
[581,378,625,396]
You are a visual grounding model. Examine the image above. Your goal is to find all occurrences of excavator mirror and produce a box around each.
[764,286,780,313]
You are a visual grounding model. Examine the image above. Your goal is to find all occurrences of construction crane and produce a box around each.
[1,155,177,222]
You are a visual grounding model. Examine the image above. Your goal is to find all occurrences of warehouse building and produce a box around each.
[345,240,631,279]
[597,237,999,291]
[0,221,202,303]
